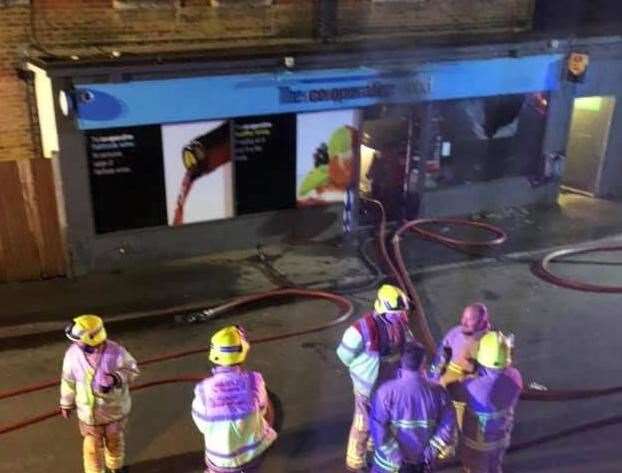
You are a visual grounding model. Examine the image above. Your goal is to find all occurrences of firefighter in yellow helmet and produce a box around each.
[60,315,139,473]
[337,284,414,472]
[448,331,523,473]
[192,325,277,473]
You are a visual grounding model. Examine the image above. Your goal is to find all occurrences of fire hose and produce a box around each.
[0,288,353,435]
[532,245,622,293]
[0,376,205,436]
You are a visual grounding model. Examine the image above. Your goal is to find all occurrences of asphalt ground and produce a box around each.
[2,194,622,472]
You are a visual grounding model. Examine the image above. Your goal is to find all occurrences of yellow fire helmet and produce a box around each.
[65,314,107,347]
[374,284,409,314]
[477,331,512,369]
[209,325,250,366]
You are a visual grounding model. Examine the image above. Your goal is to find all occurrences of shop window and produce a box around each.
[359,105,414,221]
[427,93,550,190]
[357,96,549,222]
[86,114,300,233]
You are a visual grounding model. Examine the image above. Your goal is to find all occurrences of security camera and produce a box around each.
[79,90,95,103]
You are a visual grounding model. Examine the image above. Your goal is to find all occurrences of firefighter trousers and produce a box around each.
[346,392,373,470]
[79,420,126,473]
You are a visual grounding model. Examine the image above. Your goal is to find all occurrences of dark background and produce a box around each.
[233,114,297,215]
[87,125,167,234]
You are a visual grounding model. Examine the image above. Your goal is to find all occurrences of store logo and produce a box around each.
[278,75,431,105]
[279,82,396,104]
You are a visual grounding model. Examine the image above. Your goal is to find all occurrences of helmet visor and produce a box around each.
[64,322,81,342]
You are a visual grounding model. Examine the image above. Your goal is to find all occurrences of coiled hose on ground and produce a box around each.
[532,245,622,293]
[359,196,622,402]
[358,196,622,464]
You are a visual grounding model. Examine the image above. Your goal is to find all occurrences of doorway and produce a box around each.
[563,96,616,196]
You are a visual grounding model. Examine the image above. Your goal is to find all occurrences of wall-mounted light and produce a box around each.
[58,90,74,117]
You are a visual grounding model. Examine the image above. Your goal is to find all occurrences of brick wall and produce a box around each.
[28,0,313,58]
[0,4,35,163]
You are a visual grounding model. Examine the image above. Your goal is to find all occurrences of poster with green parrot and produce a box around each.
[297,110,358,206]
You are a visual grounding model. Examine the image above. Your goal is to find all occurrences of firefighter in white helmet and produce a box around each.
[60,315,139,473]
[192,325,277,473]
[448,331,523,473]
[337,284,414,472]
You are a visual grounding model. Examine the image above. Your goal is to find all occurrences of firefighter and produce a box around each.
[428,303,491,387]
[60,315,139,473]
[448,331,523,473]
[192,325,277,473]
[369,343,457,473]
[337,284,414,472]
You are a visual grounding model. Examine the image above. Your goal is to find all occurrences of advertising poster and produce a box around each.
[233,114,296,215]
[296,110,358,207]
[86,126,167,234]
[162,121,234,226]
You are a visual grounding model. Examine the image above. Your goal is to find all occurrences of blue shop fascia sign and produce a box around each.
[278,74,430,104]
[75,54,561,130]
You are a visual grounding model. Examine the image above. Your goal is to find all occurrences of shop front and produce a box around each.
[29,50,562,274]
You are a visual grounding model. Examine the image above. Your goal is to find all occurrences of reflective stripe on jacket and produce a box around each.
[60,340,139,425]
[448,366,522,458]
[192,366,277,469]
[370,369,457,469]
[337,312,413,397]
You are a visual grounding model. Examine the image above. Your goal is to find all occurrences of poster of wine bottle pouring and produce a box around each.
[162,121,234,226]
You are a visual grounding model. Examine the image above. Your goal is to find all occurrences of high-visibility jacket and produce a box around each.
[428,326,488,383]
[192,366,277,469]
[370,369,457,471]
[60,341,139,426]
[337,311,413,397]
[448,366,522,465]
